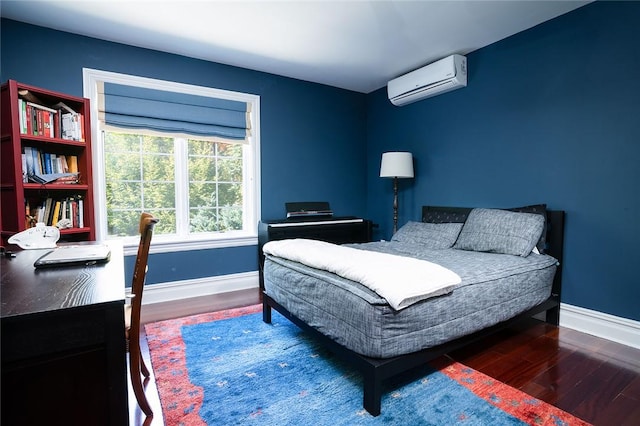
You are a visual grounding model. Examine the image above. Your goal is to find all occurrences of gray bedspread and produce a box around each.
[346,240,558,290]
[263,241,558,358]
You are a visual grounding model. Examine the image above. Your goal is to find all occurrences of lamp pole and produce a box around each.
[392,176,399,234]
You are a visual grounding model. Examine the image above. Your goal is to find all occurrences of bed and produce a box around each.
[261,205,564,416]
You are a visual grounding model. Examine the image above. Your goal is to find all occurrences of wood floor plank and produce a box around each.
[568,362,638,422]
[622,375,640,400]
[526,350,605,405]
[450,348,504,371]
[595,340,640,373]
[518,381,548,400]
[590,393,640,426]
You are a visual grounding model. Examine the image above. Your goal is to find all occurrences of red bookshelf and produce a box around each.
[1,79,95,245]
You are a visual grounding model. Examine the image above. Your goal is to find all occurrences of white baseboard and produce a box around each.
[136,271,259,305]
[560,303,640,350]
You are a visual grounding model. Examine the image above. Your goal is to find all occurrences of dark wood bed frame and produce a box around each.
[262,206,565,416]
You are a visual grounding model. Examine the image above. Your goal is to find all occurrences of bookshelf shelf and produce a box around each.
[59,227,92,235]
[1,79,95,245]
[23,183,91,191]
[20,134,87,146]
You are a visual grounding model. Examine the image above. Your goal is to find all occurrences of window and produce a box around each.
[83,69,260,253]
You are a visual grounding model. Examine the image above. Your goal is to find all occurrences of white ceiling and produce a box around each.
[1,1,591,93]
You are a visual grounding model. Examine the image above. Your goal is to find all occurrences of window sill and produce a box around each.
[120,234,258,256]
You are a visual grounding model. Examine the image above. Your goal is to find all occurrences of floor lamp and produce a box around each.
[380,152,414,234]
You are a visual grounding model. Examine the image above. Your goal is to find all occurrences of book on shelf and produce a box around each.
[51,201,61,226]
[29,172,79,185]
[41,198,53,224]
[61,112,83,141]
[27,101,57,113]
[18,99,27,134]
[52,101,77,115]
[43,152,52,174]
[24,146,35,175]
[60,155,69,173]
[21,153,28,182]
[19,99,57,137]
[53,101,84,142]
[78,198,84,228]
[67,155,78,173]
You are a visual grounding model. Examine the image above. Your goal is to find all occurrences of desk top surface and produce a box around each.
[1,240,125,319]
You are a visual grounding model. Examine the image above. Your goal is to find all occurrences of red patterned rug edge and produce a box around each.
[431,357,592,425]
[144,304,262,425]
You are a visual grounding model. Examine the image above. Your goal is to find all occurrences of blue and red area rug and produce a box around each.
[145,305,590,425]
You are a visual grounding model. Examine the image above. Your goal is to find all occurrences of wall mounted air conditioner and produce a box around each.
[387,54,467,106]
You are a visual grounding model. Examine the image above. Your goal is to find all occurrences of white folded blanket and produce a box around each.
[263,239,461,310]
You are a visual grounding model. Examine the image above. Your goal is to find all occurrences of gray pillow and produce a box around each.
[391,221,463,249]
[508,204,547,253]
[453,208,544,257]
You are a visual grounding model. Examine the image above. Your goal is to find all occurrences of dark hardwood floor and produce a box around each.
[128,292,640,425]
[450,318,640,425]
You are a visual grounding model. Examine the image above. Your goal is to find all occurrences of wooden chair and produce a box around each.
[125,213,159,418]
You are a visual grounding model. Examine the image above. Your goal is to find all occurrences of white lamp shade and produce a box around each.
[380,152,414,178]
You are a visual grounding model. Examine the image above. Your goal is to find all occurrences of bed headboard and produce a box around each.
[421,206,472,224]
[421,205,565,313]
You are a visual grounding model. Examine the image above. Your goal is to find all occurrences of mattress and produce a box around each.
[263,241,558,358]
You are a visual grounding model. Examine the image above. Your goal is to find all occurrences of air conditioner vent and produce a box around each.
[388,54,467,106]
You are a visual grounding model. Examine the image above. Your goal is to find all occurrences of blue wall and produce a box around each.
[2,1,638,322]
[1,19,368,286]
[367,1,640,321]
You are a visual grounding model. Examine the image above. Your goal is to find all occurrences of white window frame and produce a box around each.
[83,68,260,255]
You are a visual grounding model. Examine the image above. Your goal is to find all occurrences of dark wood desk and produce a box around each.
[1,241,129,425]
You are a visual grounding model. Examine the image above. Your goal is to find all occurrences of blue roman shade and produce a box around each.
[101,83,250,141]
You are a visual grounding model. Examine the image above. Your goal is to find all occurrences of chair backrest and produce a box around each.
[129,213,158,337]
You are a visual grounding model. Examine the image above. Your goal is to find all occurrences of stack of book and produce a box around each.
[17,95,84,141]
[22,146,79,184]
[25,196,84,229]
